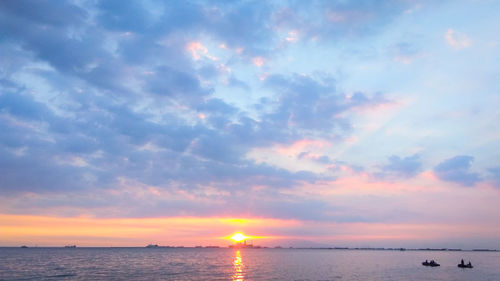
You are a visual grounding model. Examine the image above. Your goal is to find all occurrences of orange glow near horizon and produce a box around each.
[0,214,294,247]
[2,214,500,248]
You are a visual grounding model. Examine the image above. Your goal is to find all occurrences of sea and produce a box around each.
[1,247,499,281]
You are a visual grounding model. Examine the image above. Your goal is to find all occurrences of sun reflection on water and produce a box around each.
[232,250,244,281]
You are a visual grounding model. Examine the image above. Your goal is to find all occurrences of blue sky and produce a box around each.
[1,0,500,247]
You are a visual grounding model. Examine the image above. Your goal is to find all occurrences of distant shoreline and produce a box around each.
[3,246,498,252]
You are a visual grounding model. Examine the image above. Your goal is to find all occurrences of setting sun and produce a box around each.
[230,233,248,242]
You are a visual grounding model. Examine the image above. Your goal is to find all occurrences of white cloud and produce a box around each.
[445,29,471,49]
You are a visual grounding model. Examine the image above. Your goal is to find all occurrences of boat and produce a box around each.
[422,260,440,267]
[145,244,159,248]
[457,260,473,268]
[20,245,28,248]
[64,245,76,248]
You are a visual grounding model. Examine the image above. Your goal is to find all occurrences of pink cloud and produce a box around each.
[186,41,217,61]
[252,56,264,67]
[187,42,207,60]
[445,29,471,49]
[285,30,299,43]
[275,139,331,156]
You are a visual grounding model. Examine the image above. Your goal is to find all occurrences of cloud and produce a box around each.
[297,151,333,164]
[203,1,274,56]
[252,56,265,67]
[262,73,388,133]
[433,155,481,187]
[0,92,52,121]
[187,42,215,61]
[1,0,497,231]
[0,85,322,198]
[0,0,87,26]
[0,63,389,210]
[393,42,420,64]
[375,154,423,179]
[97,0,156,32]
[147,65,212,102]
[273,0,411,42]
[488,167,500,188]
[227,76,250,91]
[445,29,471,49]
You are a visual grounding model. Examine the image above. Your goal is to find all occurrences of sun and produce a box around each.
[230,233,249,242]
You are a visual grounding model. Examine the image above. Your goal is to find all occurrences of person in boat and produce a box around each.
[430,260,435,265]
[467,261,472,267]
[461,259,465,266]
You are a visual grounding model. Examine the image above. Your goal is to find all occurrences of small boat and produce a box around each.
[457,260,473,268]
[20,245,28,248]
[145,244,159,248]
[422,260,440,267]
[64,245,76,248]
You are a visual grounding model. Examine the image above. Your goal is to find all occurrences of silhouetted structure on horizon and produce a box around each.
[229,240,261,249]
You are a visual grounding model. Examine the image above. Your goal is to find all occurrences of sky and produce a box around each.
[1,0,500,248]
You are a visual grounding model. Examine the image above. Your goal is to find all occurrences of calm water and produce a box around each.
[1,248,499,281]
